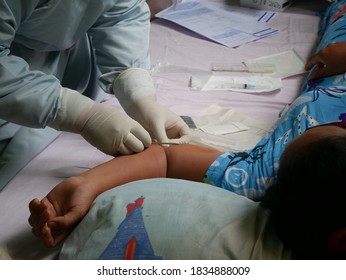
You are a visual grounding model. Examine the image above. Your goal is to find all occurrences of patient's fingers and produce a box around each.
[28,198,43,218]
[310,68,329,79]
[45,215,80,247]
[29,195,87,247]
[28,198,59,241]
[41,224,56,247]
[305,55,322,71]
[28,199,49,229]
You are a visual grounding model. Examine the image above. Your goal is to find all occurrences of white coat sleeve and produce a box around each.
[0,0,61,128]
[87,0,151,93]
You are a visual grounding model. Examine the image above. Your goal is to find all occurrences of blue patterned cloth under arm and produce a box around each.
[204,0,346,201]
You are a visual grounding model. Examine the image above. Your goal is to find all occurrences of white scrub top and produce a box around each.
[0,0,151,190]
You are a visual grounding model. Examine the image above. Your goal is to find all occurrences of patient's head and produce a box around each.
[262,123,346,259]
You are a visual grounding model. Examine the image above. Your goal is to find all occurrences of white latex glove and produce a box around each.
[49,87,152,155]
[128,95,191,144]
[113,68,191,144]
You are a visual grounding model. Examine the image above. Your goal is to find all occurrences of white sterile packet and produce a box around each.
[199,121,249,135]
[191,74,282,93]
[244,49,306,79]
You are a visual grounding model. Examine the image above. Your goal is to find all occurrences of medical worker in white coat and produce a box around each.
[0,0,190,190]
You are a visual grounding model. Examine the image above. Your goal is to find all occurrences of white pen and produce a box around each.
[212,63,275,73]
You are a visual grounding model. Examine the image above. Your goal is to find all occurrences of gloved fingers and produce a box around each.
[152,122,192,146]
[151,126,170,145]
[173,134,191,144]
[165,119,192,142]
[122,133,147,154]
[177,122,192,140]
[118,143,134,155]
[130,125,152,148]
[158,134,191,145]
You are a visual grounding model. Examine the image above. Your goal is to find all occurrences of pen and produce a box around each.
[212,63,275,73]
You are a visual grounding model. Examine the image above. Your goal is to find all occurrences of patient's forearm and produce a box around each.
[79,144,167,197]
[78,143,222,198]
[164,143,223,181]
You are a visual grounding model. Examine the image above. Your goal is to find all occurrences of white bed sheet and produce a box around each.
[0,0,324,260]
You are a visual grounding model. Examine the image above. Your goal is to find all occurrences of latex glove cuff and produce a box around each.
[49,87,93,133]
[112,68,156,110]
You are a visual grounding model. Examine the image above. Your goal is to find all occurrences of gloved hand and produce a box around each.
[49,87,152,155]
[113,68,191,144]
[127,95,191,144]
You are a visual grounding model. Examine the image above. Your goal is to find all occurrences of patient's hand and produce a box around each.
[28,176,95,247]
[305,42,346,79]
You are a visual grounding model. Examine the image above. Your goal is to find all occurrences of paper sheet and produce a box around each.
[155,1,278,48]
[199,121,249,135]
[190,104,272,152]
[244,49,307,78]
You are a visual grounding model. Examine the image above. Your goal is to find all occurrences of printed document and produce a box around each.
[156,1,278,48]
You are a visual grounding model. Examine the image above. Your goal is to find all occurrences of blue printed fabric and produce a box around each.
[204,0,346,201]
[318,0,346,51]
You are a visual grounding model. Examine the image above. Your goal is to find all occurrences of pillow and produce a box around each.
[59,178,291,260]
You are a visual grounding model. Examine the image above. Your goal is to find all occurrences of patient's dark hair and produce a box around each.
[262,135,346,259]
